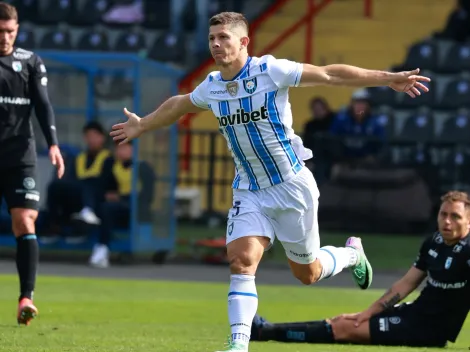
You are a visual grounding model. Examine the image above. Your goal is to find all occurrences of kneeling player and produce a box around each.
[251,191,470,348]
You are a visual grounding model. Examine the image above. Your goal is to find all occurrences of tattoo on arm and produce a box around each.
[378,288,392,299]
[380,293,401,310]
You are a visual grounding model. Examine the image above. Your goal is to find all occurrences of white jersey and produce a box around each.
[190,55,313,190]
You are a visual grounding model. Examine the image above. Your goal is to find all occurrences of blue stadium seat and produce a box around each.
[113,31,147,53]
[402,40,439,72]
[143,0,170,29]
[441,42,470,73]
[399,110,435,142]
[148,32,185,64]
[39,0,74,24]
[77,29,110,52]
[40,28,73,50]
[366,86,397,108]
[438,78,470,110]
[15,27,35,49]
[438,111,470,143]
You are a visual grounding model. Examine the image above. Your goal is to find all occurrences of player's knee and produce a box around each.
[330,318,369,343]
[227,237,268,274]
[228,251,259,274]
[11,209,37,236]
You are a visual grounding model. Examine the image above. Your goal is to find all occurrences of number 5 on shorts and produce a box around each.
[232,201,241,217]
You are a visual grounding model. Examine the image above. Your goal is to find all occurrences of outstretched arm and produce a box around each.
[140,94,206,131]
[299,64,431,98]
[111,94,206,144]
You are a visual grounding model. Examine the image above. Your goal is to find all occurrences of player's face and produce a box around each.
[0,19,18,55]
[438,201,470,243]
[208,25,246,66]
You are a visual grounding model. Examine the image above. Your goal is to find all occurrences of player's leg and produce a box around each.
[5,165,41,325]
[276,168,372,288]
[217,193,275,352]
[250,313,370,344]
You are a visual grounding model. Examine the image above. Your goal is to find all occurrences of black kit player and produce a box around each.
[251,191,470,348]
[0,2,64,325]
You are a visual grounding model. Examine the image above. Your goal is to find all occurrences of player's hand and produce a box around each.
[49,145,65,179]
[110,108,143,145]
[388,68,431,98]
[347,310,373,327]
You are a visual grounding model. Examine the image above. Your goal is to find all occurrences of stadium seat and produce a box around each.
[438,148,470,191]
[438,111,470,143]
[113,31,147,53]
[39,0,74,24]
[15,27,35,49]
[366,86,397,108]
[374,107,396,137]
[441,42,470,73]
[399,110,435,142]
[40,28,73,50]
[12,0,38,22]
[148,32,186,64]
[143,0,170,29]
[77,29,110,52]
[73,0,111,26]
[438,78,470,110]
[402,40,439,72]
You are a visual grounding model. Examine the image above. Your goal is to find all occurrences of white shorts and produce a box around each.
[226,167,320,264]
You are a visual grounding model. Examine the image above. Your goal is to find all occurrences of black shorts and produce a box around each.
[0,164,40,211]
[369,304,447,348]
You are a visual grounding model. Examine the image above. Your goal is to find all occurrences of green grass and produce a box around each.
[177,225,423,270]
[0,275,468,352]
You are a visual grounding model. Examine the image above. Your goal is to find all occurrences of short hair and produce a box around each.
[441,191,470,210]
[83,121,105,135]
[0,2,18,21]
[209,12,249,35]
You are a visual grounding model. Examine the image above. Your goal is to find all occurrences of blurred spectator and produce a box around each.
[303,97,335,150]
[329,89,386,176]
[302,97,335,185]
[41,122,110,243]
[89,142,155,268]
[433,0,470,42]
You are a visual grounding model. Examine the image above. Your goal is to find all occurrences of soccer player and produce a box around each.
[0,2,64,325]
[251,190,470,348]
[110,12,431,352]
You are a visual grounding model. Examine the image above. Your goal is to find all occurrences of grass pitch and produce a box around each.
[0,275,468,352]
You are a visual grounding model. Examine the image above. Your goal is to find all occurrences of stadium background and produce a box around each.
[0,0,467,265]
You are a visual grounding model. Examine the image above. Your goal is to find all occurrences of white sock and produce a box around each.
[317,246,358,280]
[228,274,258,345]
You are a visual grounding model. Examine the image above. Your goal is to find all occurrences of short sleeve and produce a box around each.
[189,77,210,110]
[265,55,303,89]
[413,237,431,271]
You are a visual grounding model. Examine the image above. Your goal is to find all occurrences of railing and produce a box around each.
[178,0,374,169]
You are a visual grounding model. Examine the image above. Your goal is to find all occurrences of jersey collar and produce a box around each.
[219,56,252,82]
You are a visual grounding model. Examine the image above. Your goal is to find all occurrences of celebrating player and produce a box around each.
[0,2,64,325]
[110,12,431,352]
[252,191,470,348]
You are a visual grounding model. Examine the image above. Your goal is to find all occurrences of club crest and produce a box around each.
[243,78,257,94]
[12,61,22,72]
[226,82,239,97]
[445,257,453,269]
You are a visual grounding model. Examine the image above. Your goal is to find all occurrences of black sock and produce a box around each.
[258,320,335,343]
[16,234,39,301]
